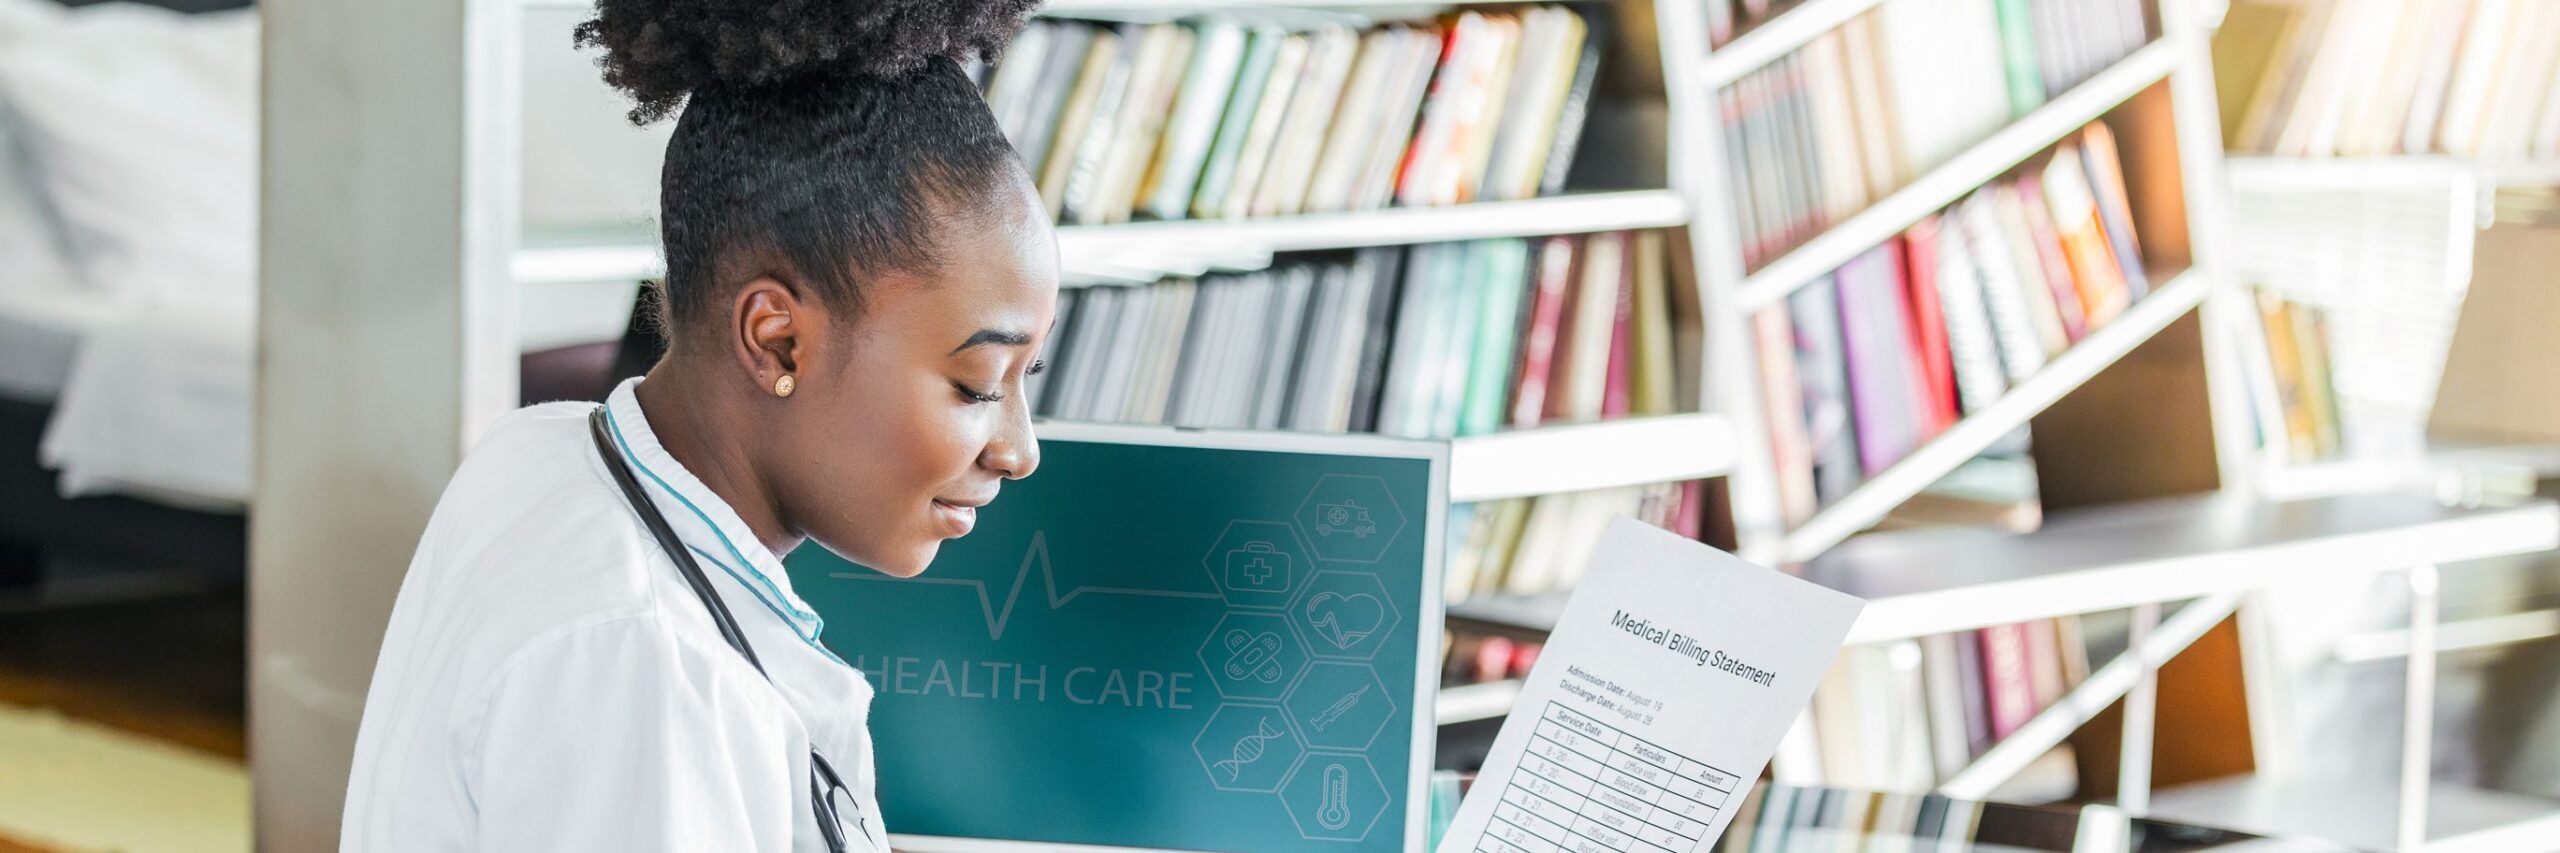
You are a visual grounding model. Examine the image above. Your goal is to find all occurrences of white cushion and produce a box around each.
[0,3,257,300]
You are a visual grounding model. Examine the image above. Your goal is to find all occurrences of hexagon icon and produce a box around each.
[1277,751,1391,843]
[1291,571,1400,661]
[1190,703,1303,792]
[1197,611,1309,702]
[1281,660,1395,752]
[1203,520,1312,608]
[1293,474,1406,564]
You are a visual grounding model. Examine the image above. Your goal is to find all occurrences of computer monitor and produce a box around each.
[786,422,1446,852]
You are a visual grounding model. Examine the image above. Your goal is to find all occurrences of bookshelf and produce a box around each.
[1731,39,2183,311]
[485,0,2560,843]
[1778,269,2210,562]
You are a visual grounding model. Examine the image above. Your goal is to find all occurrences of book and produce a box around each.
[1037,29,1124,218]
[1186,27,1286,221]
[1955,191,2051,381]
[1835,245,1924,476]
[1931,215,2011,414]
[1977,623,2037,739]
[1900,218,1961,433]
[1459,240,1533,435]
[1756,306,1819,526]
[2038,146,2131,326]
[1345,247,1407,433]
[1549,230,1625,423]
[1508,235,1577,427]
[1140,22,1246,221]
[1790,276,1862,505]
[1248,25,1359,218]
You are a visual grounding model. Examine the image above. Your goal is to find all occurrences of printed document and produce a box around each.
[1438,518,1863,853]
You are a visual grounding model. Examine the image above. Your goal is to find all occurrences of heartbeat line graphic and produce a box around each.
[829,531,1218,640]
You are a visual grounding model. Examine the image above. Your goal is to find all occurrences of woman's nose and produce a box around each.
[981,396,1040,480]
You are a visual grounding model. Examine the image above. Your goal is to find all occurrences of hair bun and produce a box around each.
[577,0,1040,124]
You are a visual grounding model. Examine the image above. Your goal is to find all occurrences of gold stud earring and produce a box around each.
[772,374,796,398]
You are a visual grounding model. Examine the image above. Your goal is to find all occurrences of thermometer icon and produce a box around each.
[1317,763,1351,830]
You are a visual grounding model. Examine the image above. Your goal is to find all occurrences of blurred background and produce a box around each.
[1,0,2556,850]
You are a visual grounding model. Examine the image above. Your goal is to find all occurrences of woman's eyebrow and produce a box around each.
[951,329,1033,355]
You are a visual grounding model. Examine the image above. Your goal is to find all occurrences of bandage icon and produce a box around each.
[1222,629,1285,683]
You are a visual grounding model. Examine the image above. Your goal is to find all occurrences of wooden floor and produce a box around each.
[0,590,245,762]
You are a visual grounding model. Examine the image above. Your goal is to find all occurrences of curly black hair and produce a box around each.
[575,0,1040,327]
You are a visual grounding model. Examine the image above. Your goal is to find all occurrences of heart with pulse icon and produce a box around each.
[1303,591,1386,650]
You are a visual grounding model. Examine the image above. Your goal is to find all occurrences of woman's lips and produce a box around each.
[932,499,978,536]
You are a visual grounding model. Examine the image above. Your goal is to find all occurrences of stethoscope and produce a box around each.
[589,406,872,853]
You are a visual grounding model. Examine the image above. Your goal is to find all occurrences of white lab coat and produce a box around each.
[344,378,887,851]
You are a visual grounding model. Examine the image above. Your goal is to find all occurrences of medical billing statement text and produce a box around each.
[1438,519,1863,853]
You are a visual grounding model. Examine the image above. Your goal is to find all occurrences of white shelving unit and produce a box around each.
[485,1,2560,846]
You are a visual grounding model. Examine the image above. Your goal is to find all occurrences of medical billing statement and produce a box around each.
[1438,519,1863,853]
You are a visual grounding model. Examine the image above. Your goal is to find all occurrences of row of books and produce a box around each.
[1024,232,1697,437]
[1718,0,2153,269]
[1442,479,1705,605]
[982,8,1602,227]
[2220,0,2560,159]
[2240,289,2345,465]
[1756,125,2152,518]
[1806,618,2090,798]
[1442,631,1543,687]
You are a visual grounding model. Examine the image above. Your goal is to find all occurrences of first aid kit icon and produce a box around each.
[1224,541,1292,593]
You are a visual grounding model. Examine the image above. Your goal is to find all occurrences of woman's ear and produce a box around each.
[734,277,804,387]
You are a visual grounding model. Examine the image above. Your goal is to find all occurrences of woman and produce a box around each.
[342,0,1051,848]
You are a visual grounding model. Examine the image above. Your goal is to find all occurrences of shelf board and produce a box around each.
[1779,269,2211,563]
[1698,0,1893,90]
[1435,679,1521,725]
[512,190,1689,287]
[1734,39,2181,311]
[2150,774,2560,853]
[2225,155,2560,189]
[1448,413,1733,503]
[1809,492,2558,645]
[1443,492,2559,646]
[1053,190,1690,285]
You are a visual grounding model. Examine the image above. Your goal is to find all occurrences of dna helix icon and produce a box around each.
[1212,718,1284,781]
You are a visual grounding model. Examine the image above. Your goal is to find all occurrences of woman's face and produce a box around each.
[773,183,1057,577]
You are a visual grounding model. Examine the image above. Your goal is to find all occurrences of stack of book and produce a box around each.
[2240,288,2345,465]
[1717,0,2153,269]
[984,7,1603,226]
[2218,0,2560,159]
[1755,124,2151,519]
[1807,619,2089,799]
[1443,631,1543,687]
[1442,479,1706,606]
[1027,231,1697,436]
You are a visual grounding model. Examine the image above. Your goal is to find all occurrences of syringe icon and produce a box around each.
[1310,684,1370,732]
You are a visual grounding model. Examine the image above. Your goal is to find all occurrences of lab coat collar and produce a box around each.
[601,377,827,644]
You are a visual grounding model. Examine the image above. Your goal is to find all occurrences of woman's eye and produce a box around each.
[955,382,1006,404]
[1026,359,1047,378]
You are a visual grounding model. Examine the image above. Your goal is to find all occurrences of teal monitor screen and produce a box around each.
[786,425,1444,852]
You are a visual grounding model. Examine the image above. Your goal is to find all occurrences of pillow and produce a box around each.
[0,0,78,294]
[0,3,257,300]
